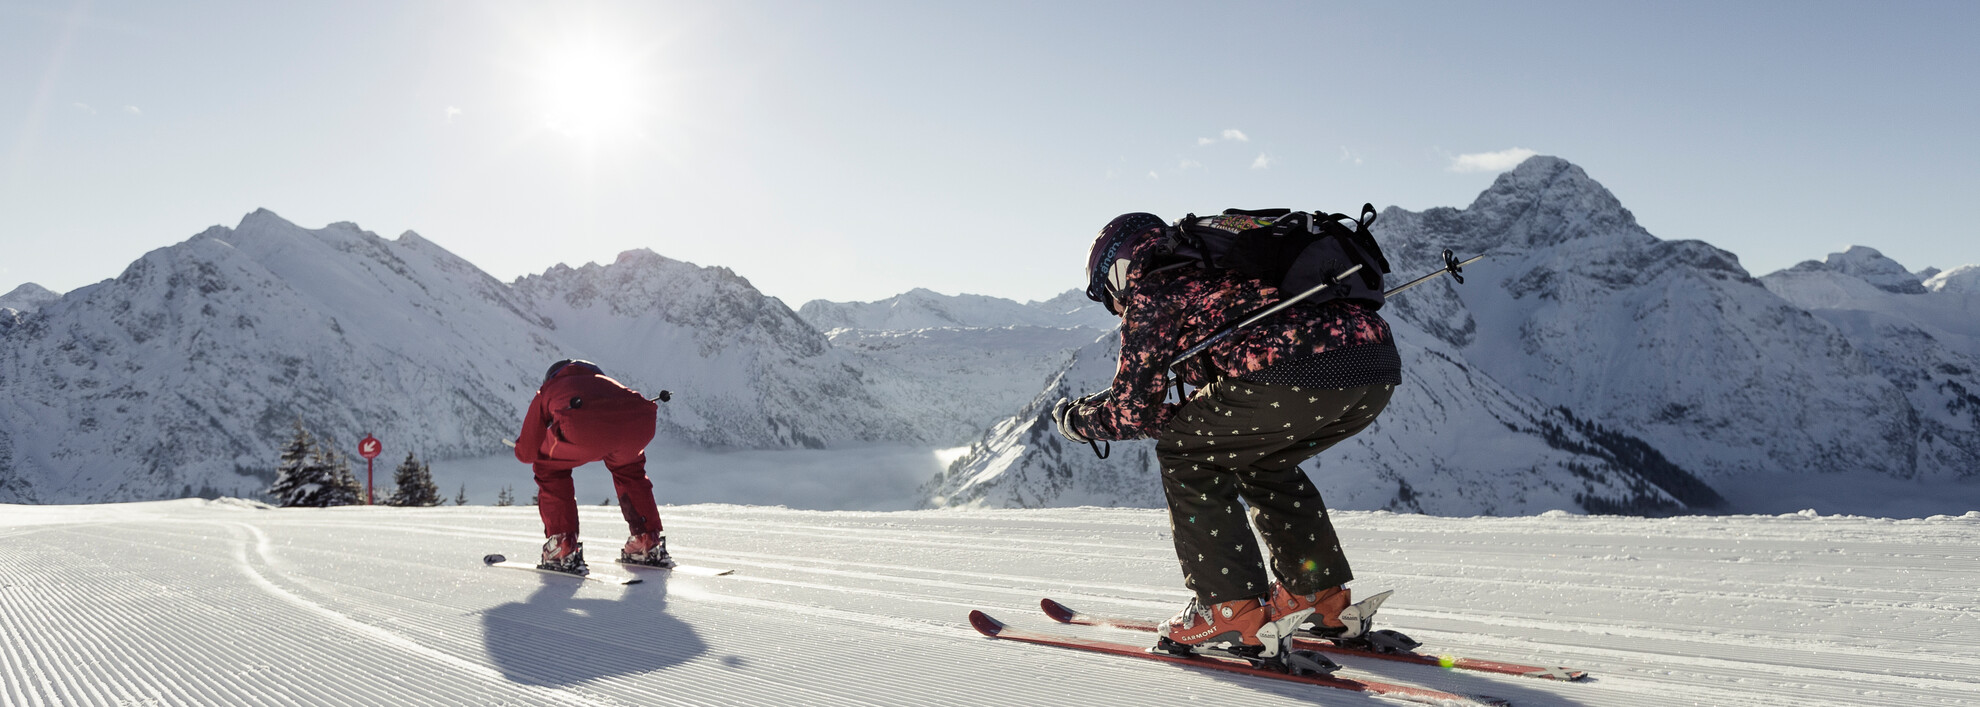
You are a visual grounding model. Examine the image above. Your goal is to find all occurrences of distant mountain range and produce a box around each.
[0,212,1096,503]
[3,156,1973,513]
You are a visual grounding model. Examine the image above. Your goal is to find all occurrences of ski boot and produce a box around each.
[537,533,588,575]
[1283,586,1421,654]
[1155,595,1341,675]
[619,531,675,568]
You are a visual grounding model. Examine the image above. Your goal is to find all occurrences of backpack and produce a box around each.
[1159,204,1391,309]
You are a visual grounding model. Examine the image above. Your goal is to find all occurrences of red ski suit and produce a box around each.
[514,366,663,539]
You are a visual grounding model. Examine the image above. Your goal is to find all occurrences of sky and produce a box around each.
[4,0,1976,306]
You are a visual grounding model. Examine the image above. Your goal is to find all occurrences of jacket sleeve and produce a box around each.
[1066,294,1181,441]
[513,391,549,464]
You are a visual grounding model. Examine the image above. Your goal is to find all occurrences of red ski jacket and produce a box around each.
[514,366,659,464]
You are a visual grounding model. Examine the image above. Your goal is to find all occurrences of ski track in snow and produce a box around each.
[3,500,1978,706]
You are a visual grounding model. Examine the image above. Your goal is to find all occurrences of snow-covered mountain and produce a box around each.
[1925,264,1980,294]
[0,211,920,503]
[925,156,1977,514]
[1760,248,1980,479]
[798,287,1117,331]
[0,282,59,314]
[827,325,1106,445]
[924,311,1727,515]
[794,287,1117,445]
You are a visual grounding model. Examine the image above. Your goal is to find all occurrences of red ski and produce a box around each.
[969,610,1509,706]
[1040,598,1587,682]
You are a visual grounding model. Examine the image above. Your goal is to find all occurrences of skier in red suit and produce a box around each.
[514,359,674,573]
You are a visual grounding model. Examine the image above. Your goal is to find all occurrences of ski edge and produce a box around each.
[481,553,641,585]
[1039,597,1588,682]
[614,560,736,577]
[969,610,1508,707]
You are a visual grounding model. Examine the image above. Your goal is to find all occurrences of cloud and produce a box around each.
[1251,153,1274,170]
[1449,148,1538,173]
[446,106,462,122]
[1179,158,1203,171]
[122,105,141,116]
[1339,146,1363,166]
[72,102,95,114]
[1198,128,1251,146]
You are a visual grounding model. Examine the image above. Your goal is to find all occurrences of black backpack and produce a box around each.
[1160,204,1391,309]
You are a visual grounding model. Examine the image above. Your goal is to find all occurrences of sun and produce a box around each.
[536,41,651,141]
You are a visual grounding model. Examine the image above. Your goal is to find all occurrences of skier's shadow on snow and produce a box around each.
[480,573,708,686]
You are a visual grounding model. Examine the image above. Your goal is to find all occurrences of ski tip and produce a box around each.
[1040,598,1078,623]
[1525,667,1590,681]
[482,554,506,565]
[967,610,1006,637]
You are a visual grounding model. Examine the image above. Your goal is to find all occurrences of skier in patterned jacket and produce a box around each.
[1053,212,1402,661]
[515,359,674,574]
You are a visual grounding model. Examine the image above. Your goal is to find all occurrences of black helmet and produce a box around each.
[1085,213,1166,314]
[542,359,603,384]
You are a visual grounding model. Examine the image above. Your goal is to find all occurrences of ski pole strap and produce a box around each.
[1088,439,1110,459]
[1382,251,1485,298]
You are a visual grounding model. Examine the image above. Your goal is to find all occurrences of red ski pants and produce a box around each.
[532,443,664,540]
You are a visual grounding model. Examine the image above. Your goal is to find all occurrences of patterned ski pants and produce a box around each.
[1158,379,1394,603]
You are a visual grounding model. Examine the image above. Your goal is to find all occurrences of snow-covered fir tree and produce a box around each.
[495,486,514,506]
[454,484,468,506]
[317,446,363,507]
[384,452,441,507]
[265,423,321,507]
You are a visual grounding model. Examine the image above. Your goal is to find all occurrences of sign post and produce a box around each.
[358,435,382,505]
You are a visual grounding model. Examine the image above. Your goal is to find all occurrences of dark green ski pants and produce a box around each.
[1158,379,1394,603]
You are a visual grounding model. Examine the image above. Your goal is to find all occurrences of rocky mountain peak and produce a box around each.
[1785,245,1928,294]
[0,283,59,314]
[1462,156,1644,250]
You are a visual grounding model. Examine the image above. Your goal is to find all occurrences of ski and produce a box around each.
[481,554,641,585]
[615,560,736,577]
[968,610,1508,706]
[1040,597,1587,682]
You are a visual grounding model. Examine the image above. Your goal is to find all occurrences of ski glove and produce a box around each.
[1052,397,1093,444]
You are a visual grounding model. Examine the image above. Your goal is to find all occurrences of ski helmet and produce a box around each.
[542,359,604,384]
[1085,213,1166,315]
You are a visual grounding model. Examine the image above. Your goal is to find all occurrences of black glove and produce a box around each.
[1052,397,1092,444]
[656,390,672,403]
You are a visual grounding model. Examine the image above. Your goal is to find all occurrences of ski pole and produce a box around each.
[1167,264,1365,369]
[1384,249,1483,298]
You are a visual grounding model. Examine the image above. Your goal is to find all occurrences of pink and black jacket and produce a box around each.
[1066,234,1396,442]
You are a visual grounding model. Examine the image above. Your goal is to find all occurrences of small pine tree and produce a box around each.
[385,452,442,507]
[320,446,363,507]
[454,484,469,506]
[495,486,515,507]
[267,422,318,507]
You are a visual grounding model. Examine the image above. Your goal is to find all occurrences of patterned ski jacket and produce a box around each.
[1066,234,1395,441]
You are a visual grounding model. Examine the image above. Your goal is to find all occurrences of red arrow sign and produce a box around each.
[358,435,382,460]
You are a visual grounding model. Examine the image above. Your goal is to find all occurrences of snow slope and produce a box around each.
[4,499,1976,707]
[1761,249,1980,477]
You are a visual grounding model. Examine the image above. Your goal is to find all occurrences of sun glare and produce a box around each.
[537,42,650,141]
